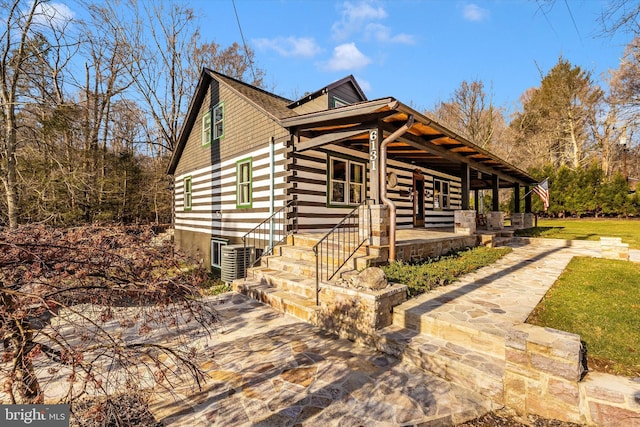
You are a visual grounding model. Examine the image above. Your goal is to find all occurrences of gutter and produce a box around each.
[380,115,414,262]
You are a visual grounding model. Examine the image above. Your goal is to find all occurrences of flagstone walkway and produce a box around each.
[150,293,494,426]
[150,239,636,426]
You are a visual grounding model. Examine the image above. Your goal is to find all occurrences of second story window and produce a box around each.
[202,111,211,146]
[213,103,224,140]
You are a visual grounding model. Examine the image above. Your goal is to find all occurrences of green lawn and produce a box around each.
[515,218,640,249]
[527,257,640,377]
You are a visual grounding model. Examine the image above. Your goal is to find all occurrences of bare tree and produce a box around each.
[0,225,216,409]
[430,80,504,154]
[0,0,43,229]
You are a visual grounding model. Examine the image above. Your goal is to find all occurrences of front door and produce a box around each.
[413,172,425,227]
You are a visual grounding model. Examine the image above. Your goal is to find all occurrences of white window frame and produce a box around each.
[211,238,228,269]
[328,156,365,207]
[183,176,192,211]
[202,111,212,146]
[236,158,252,208]
[213,102,224,140]
[433,178,450,210]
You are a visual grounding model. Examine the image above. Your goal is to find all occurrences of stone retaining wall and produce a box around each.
[503,323,640,426]
[316,282,407,346]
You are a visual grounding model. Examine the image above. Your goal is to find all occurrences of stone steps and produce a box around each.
[375,324,505,403]
[232,278,320,324]
[247,266,317,299]
[392,302,506,359]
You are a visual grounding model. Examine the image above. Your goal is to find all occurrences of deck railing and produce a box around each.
[312,199,373,305]
[242,200,297,278]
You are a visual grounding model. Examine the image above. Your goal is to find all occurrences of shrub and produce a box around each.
[382,246,512,297]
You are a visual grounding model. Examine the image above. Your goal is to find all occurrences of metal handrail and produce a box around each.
[242,200,297,279]
[312,199,373,305]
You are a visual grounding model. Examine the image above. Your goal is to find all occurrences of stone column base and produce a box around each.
[369,205,389,247]
[511,213,524,229]
[487,211,504,230]
[454,210,477,235]
[524,213,535,228]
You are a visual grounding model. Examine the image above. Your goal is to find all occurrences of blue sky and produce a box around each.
[192,0,632,115]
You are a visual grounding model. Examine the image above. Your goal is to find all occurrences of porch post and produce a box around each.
[492,175,499,211]
[487,174,503,230]
[460,163,470,210]
[511,183,524,228]
[369,125,383,203]
[524,185,535,227]
[474,189,480,212]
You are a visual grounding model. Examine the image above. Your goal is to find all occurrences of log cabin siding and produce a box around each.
[175,142,289,243]
[289,145,461,231]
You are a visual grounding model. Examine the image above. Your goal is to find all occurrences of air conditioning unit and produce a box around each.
[220,245,253,283]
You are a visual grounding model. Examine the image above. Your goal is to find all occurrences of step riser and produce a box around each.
[233,281,319,324]
[278,244,368,261]
[292,234,370,251]
[263,257,364,280]
[374,331,504,404]
[250,269,317,299]
[402,344,504,402]
[393,311,505,359]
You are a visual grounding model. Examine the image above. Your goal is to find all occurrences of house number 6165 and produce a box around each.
[369,129,378,171]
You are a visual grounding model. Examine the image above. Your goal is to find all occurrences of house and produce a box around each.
[167,68,538,270]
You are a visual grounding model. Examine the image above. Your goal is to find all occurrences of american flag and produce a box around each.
[533,178,550,211]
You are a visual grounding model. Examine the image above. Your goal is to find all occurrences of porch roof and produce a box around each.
[281,98,536,189]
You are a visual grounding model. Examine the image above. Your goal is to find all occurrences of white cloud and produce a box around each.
[462,4,490,22]
[332,0,388,40]
[364,23,415,44]
[32,2,75,27]
[254,36,322,58]
[325,43,372,71]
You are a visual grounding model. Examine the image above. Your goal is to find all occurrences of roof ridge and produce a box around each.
[204,68,293,104]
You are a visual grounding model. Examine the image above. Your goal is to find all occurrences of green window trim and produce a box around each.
[332,96,350,108]
[213,102,224,140]
[202,111,212,147]
[236,157,252,208]
[327,154,366,208]
[183,176,193,211]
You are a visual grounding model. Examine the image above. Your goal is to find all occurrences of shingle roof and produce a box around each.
[206,69,298,120]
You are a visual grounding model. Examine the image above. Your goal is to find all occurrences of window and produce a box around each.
[202,111,211,146]
[213,103,224,140]
[236,158,252,208]
[329,156,365,206]
[183,176,192,211]
[433,178,450,210]
[211,238,227,269]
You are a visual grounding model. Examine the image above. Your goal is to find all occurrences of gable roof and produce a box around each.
[287,75,367,109]
[167,68,296,175]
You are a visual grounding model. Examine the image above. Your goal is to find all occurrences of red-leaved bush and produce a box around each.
[0,225,216,416]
